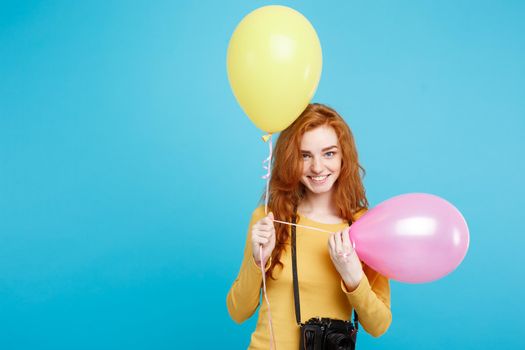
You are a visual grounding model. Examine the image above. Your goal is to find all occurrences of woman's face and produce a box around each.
[299,125,342,195]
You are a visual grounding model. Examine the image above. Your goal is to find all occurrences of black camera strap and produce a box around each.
[291,214,302,324]
[291,214,359,330]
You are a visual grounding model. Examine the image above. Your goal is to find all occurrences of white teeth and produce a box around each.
[311,175,328,180]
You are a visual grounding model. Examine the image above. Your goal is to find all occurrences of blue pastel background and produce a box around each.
[1,1,524,349]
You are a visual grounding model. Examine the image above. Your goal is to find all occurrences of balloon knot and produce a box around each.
[262,134,272,142]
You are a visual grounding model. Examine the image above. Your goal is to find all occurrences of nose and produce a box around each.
[311,157,323,173]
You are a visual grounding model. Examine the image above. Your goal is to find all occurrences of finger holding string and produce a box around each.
[341,227,356,259]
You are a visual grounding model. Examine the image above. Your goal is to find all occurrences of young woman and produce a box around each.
[227,103,392,349]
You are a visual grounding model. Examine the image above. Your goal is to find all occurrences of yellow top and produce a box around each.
[227,206,392,349]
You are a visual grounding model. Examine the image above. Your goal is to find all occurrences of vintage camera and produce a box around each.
[300,317,357,350]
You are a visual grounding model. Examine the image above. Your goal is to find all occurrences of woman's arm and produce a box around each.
[330,208,392,337]
[342,264,392,337]
[226,207,271,323]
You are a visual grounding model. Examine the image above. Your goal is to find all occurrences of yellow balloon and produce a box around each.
[227,5,322,133]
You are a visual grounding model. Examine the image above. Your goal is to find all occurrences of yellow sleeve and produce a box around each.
[341,264,392,337]
[353,207,368,221]
[226,206,271,323]
[341,207,392,337]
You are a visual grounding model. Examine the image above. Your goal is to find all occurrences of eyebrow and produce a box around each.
[301,146,338,153]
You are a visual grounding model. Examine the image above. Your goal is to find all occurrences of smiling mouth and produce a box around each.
[307,174,331,184]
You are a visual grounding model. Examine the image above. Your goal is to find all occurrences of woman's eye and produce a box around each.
[325,151,335,158]
[302,153,311,160]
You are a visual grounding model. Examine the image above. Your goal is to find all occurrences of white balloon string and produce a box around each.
[260,245,276,350]
[271,219,332,233]
[260,133,276,350]
[261,134,273,215]
[272,220,355,262]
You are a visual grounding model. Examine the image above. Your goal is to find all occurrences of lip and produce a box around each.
[307,174,331,185]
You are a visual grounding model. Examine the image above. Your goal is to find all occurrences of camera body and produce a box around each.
[299,317,357,350]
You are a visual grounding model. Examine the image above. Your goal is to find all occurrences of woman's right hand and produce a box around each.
[251,212,276,266]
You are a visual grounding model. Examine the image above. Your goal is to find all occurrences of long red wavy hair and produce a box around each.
[263,103,368,279]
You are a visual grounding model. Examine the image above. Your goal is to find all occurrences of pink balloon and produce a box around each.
[349,193,469,283]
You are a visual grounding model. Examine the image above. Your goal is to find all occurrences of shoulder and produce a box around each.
[251,206,266,217]
[353,207,368,221]
[250,206,267,223]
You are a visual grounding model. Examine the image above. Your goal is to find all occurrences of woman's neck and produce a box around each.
[298,190,341,223]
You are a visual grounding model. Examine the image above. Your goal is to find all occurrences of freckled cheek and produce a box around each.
[327,159,342,172]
